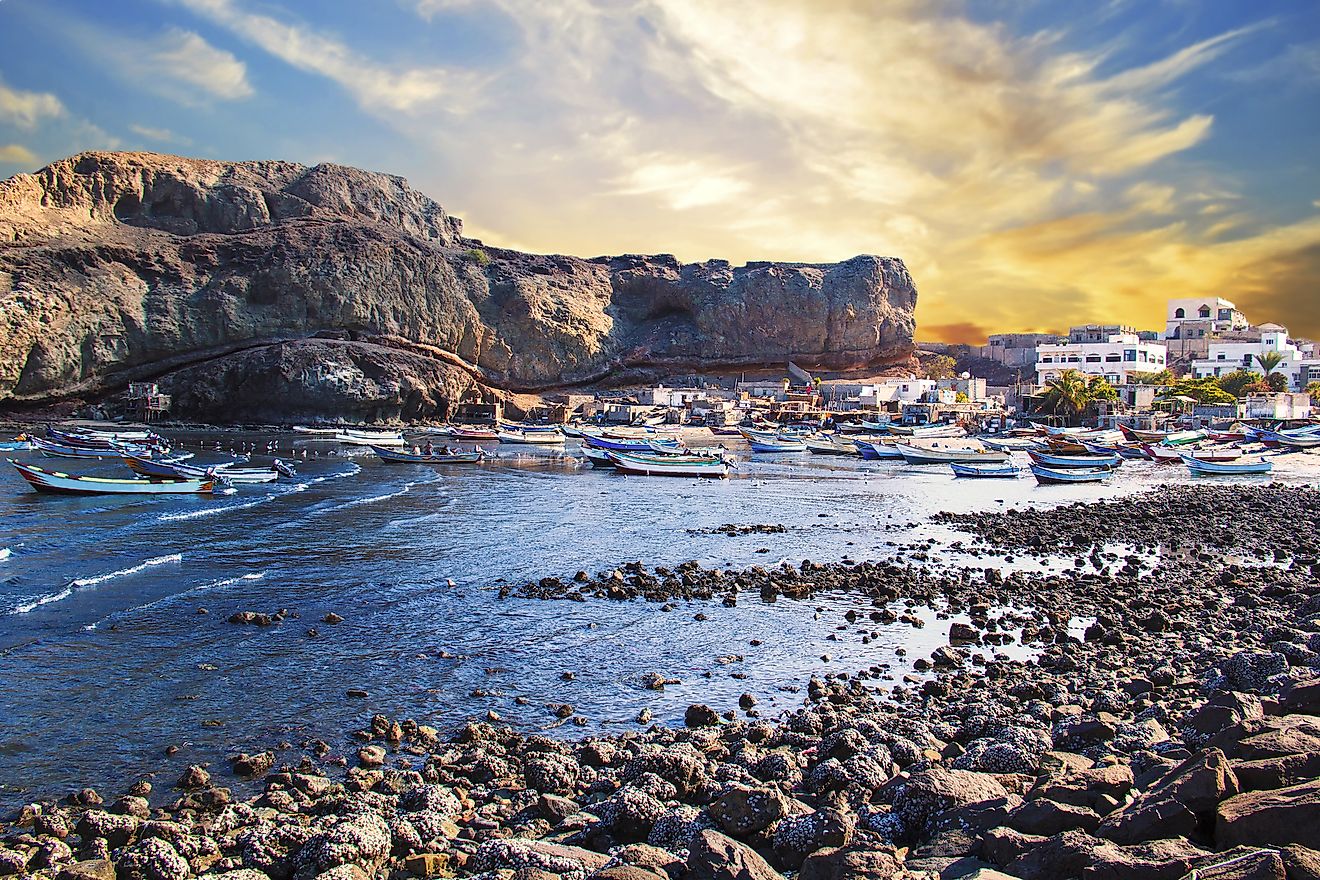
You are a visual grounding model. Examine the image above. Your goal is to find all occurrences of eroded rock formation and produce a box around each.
[0,151,917,421]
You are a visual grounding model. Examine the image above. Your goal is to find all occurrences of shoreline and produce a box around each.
[3,485,1320,878]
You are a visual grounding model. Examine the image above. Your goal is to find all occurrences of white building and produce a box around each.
[1190,323,1317,390]
[1035,333,1168,386]
[1164,297,1250,360]
[642,385,707,407]
[860,377,937,407]
[1245,392,1312,421]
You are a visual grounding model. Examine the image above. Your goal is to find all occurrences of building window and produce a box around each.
[1218,309,1231,321]
[1124,350,1137,362]
[1085,355,1101,363]
[1217,354,1226,360]
[1199,305,1211,318]
[1105,354,1120,362]
[1175,308,1186,318]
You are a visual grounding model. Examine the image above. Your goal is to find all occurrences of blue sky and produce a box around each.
[1,0,1318,340]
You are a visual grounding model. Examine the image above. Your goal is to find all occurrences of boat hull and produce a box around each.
[896,444,1009,465]
[371,445,483,463]
[12,461,213,494]
[1028,450,1122,469]
[950,463,1020,478]
[1183,456,1272,475]
[605,451,730,477]
[1029,462,1112,484]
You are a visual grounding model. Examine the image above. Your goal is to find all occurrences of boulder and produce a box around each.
[470,839,610,877]
[708,785,789,836]
[1005,830,1107,880]
[1174,847,1285,880]
[1216,780,1320,849]
[1280,679,1320,715]
[685,830,781,880]
[1097,749,1238,845]
[797,844,905,880]
[1079,838,1212,880]
[1005,798,1103,836]
[891,767,1009,842]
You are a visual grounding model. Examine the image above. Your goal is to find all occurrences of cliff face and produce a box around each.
[0,151,917,421]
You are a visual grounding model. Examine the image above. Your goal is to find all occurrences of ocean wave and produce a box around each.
[158,493,277,522]
[8,553,183,615]
[0,548,10,562]
[85,570,268,628]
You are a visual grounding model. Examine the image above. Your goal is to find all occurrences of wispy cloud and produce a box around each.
[0,76,64,129]
[145,27,252,102]
[175,0,476,113]
[0,144,38,164]
[129,123,192,146]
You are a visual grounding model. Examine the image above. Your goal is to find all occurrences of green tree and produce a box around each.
[1164,377,1235,404]
[1128,369,1174,385]
[1265,372,1288,392]
[1217,369,1258,398]
[1307,381,1320,403]
[1034,370,1114,424]
[465,247,490,265]
[923,354,958,380]
[1254,350,1286,377]
[955,391,969,403]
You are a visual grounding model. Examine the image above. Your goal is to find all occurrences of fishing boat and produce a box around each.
[604,451,731,478]
[34,437,131,459]
[335,429,407,447]
[448,426,500,441]
[1141,444,1242,464]
[1273,432,1320,450]
[1161,429,1209,447]
[1182,455,1272,476]
[1081,440,1147,460]
[895,444,1009,465]
[853,439,904,460]
[581,447,616,468]
[49,427,161,446]
[497,428,564,445]
[859,419,893,433]
[560,424,587,438]
[1120,425,1175,443]
[887,423,966,438]
[747,437,807,453]
[123,454,286,483]
[982,437,1040,452]
[1028,449,1122,469]
[583,434,677,452]
[804,435,860,456]
[293,425,342,436]
[498,421,563,434]
[1029,463,1113,485]
[950,462,1021,478]
[371,445,485,464]
[0,437,32,451]
[11,460,214,495]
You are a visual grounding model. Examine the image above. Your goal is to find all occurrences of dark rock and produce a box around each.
[797,844,904,880]
[1216,780,1320,849]
[685,829,781,880]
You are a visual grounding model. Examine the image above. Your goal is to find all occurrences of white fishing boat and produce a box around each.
[293,425,342,435]
[334,429,407,447]
[895,444,1009,465]
[605,451,732,478]
[497,429,565,445]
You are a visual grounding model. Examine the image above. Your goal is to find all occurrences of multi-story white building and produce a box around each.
[1035,333,1168,386]
[1191,323,1318,390]
[1163,297,1250,360]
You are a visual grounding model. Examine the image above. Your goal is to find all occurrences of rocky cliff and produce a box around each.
[0,151,917,421]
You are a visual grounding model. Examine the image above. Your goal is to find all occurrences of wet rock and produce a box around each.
[114,838,190,880]
[178,764,210,789]
[708,784,789,836]
[54,861,116,880]
[471,838,610,877]
[596,788,668,843]
[891,767,1009,842]
[230,751,275,777]
[685,704,721,727]
[772,809,855,869]
[292,811,392,879]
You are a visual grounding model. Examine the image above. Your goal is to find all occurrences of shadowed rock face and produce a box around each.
[0,151,918,420]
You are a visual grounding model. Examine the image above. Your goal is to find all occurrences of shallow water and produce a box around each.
[0,432,1312,805]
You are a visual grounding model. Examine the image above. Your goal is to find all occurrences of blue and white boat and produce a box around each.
[1028,449,1122,469]
[1182,455,1273,476]
[853,439,904,460]
[950,462,1020,478]
[1030,463,1113,484]
[748,437,807,453]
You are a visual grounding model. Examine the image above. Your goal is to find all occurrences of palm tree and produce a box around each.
[1254,350,1286,376]
[1038,370,1091,423]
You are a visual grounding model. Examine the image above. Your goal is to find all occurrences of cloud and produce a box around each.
[921,322,990,346]
[0,77,64,129]
[129,123,192,145]
[175,0,474,113]
[145,27,252,102]
[0,144,38,164]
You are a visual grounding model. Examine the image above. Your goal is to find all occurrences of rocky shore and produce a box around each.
[4,485,1320,880]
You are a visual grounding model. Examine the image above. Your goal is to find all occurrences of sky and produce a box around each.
[0,0,1318,343]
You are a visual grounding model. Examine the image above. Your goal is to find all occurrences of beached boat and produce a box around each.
[335,429,407,447]
[1273,433,1320,450]
[496,429,564,445]
[1028,449,1123,469]
[583,434,678,452]
[1142,444,1242,464]
[853,439,905,460]
[11,460,214,495]
[581,447,616,468]
[1182,455,1272,476]
[604,451,731,478]
[0,438,32,451]
[859,419,893,433]
[1161,429,1209,447]
[371,445,485,464]
[1120,425,1175,443]
[887,423,966,438]
[498,421,563,434]
[747,437,807,453]
[50,427,160,446]
[896,444,1009,465]
[804,435,860,456]
[982,437,1041,452]
[1029,463,1113,485]
[292,425,342,435]
[950,462,1021,478]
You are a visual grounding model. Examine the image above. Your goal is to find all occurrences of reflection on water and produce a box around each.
[0,432,1308,804]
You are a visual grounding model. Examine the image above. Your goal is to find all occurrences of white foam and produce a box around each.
[0,548,10,561]
[12,587,72,614]
[69,553,183,588]
[158,494,276,522]
[313,480,419,514]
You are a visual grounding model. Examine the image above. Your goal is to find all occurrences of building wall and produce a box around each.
[1035,334,1168,385]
